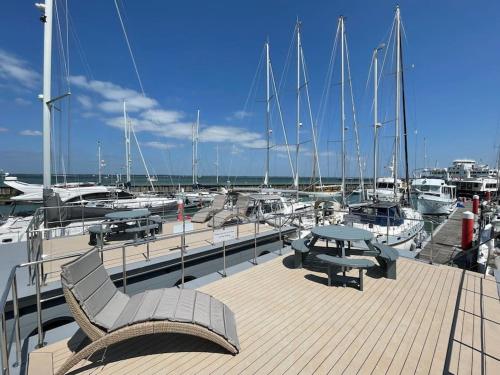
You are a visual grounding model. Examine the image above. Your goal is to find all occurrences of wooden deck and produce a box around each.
[41,221,272,283]
[29,256,500,374]
[419,202,472,264]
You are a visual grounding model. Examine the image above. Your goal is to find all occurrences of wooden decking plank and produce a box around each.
[457,274,474,375]
[329,264,434,374]
[254,263,412,375]
[426,268,462,374]
[400,268,454,373]
[361,264,442,374]
[297,262,421,374]
[198,266,363,374]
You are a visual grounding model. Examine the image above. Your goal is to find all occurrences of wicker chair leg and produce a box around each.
[55,338,108,375]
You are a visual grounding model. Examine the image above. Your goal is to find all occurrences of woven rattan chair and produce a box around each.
[56,249,239,375]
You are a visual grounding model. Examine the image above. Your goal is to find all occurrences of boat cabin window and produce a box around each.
[350,205,404,226]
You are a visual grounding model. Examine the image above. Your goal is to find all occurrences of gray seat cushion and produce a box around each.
[109,288,240,350]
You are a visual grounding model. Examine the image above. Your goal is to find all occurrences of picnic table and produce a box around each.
[310,225,376,257]
[89,209,158,246]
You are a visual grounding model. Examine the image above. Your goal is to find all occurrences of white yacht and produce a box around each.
[346,201,425,251]
[446,160,498,199]
[366,177,405,202]
[411,178,457,215]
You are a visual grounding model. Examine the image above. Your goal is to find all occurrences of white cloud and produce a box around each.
[14,97,31,106]
[0,49,39,89]
[226,110,252,121]
[19,130,42,136]
[72,75,267,150]
[143,141,176,150]
[0,127,8,132]
[77,95,92,109]
[70,75,157,113]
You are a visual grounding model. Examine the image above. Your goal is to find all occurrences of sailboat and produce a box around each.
[346,6,425,251]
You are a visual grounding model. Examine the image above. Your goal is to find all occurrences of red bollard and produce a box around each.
[472,194,479,215]
[177,199,184,221]
[485,191,491,202]
[461,211,474,250]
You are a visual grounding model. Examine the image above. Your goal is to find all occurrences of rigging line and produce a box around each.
[300,45,323,188]
[130,125,155,191]
[270,63,295,179]
[242,46,265,115]
[68,11,94,80]
[54,1,69,88]
[344,32,364,192]
[277,24,297,95]
[65,0,69,86]
[113,0,146,96]
[316,21,340,144]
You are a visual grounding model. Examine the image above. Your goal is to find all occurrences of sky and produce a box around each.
[1,0,499,179]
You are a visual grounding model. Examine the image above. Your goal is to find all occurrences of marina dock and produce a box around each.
[419,202,472,264]
[28,254,500,374]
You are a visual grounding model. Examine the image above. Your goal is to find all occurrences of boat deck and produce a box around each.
[419,202,471,264]
[29,255,500,374]
[41,221,272,283]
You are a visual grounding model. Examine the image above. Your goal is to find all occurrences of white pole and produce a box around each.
[340,16,346,206]
[394,6,401,201]
[373,44,384,198]
[41,0,53,191]
[195,110,200,186]
[295,21,301,200]
[192,113,196,186]
[123,100,131,186]
[216,145,219,185]
[264,40,270,186]
[98,141,102,184]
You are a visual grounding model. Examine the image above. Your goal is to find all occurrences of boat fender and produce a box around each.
[410,242,417,252]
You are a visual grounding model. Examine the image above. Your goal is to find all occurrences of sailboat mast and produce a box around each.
[340,16,346,206]
[98,141,102,184]
[373,46,381,198]
[192,110,200,186]
[216,145,219,186]
[40,0,53,191]
[264,40,270,186]
[399,30,411,203]
[295,21,301,200]
[394,6,401,201]
[123,100,131,187]
[192,113,196,185]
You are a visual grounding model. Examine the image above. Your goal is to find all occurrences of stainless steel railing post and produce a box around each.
[430,221,434,264]
[253,220,258,265]
[35,262,45,348]
[122,246,127,293]
[0,310,9,375]
[386,215,390,243]
[11,274,21,367]
[146,217,150,261]
[181,212,186,288]
[236,207,240,239]
[222,241,227,277]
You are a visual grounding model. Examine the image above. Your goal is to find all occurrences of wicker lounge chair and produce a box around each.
[57,249,240,375]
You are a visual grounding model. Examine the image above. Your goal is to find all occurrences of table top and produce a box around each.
[311,225,373,242]
[104,208,151,220]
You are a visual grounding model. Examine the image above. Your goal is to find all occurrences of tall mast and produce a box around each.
[192,110,200,186]
[192,112,196,185]
[340,16,346,206]
[373,44,384,199]
[399,29,411,203]
[264,40,270,186]
[97,141,102,184]
[394,6,401,201]
[424,137,427,169]
[295,20,301,200]
[123,100,131,187]
[216,145,219,186]
[39,0,53,191]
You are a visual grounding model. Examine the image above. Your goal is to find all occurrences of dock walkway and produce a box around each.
[29,255,500,374]
[419,202,471,264]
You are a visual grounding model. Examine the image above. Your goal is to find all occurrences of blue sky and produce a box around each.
[1,0,499,178]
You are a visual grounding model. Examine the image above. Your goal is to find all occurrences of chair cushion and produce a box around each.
[93,291,129,330]
[61,249,102,287]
